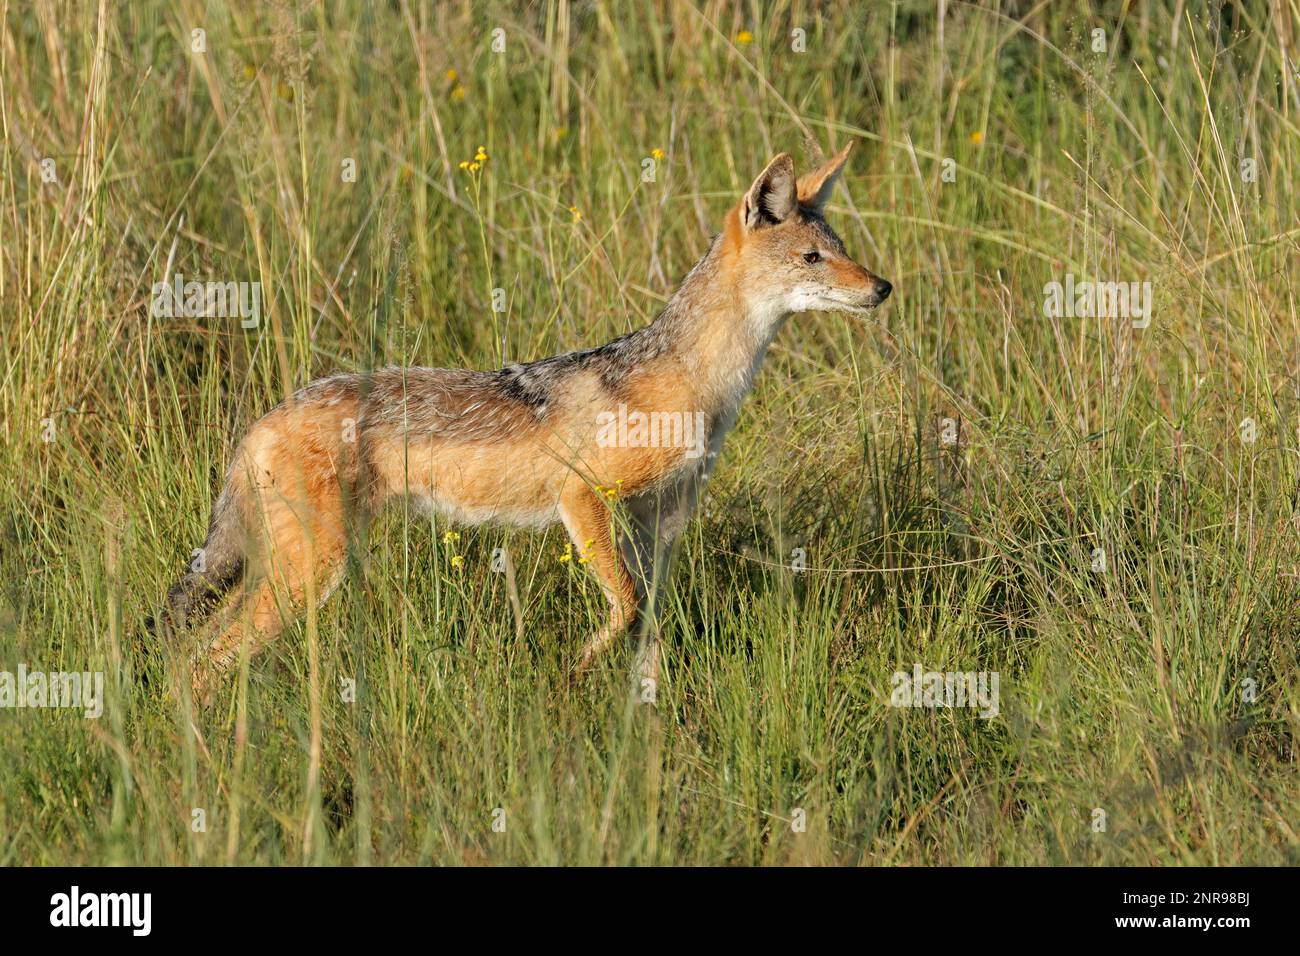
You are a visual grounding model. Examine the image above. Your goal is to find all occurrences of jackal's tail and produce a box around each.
[150,477,248,639]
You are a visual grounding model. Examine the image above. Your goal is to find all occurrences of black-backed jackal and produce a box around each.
[161,143,892,704]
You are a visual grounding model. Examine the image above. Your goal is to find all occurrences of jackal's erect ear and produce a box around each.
[796,140,855,213]
[740,153,797,231]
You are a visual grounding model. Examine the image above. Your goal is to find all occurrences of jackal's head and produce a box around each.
[723,143,891,320]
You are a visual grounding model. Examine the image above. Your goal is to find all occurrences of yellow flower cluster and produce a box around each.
[559,539,596,565]
[442,530,464,569]
[459,146,489,174]
[447,69,465,102]
[593,478,624,502]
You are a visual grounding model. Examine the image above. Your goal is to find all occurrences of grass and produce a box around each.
[1,0,1298,865]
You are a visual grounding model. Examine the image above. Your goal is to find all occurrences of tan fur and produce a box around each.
[796,141,855,207]
[172,144,891,704]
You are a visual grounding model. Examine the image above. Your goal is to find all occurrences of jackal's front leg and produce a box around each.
[621,479,698,690]
[559,485,639,674]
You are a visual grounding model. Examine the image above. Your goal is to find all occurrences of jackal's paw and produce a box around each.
[634,641,660,686]
[188,667,218,710]
[578,623,624,668]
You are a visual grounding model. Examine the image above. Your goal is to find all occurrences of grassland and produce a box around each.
[1,0,1297,865]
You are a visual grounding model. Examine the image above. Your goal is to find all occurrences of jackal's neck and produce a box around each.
[650,235,786,416]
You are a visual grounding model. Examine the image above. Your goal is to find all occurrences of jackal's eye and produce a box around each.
[802,250,822,264]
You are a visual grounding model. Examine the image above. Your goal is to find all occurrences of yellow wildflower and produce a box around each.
[736,30,754,45]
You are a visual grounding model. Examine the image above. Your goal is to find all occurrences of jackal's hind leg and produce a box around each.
[190,508,349,706]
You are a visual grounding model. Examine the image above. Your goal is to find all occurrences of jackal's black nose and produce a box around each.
[874,278,892,301]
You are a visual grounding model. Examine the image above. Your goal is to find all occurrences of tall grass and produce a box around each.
[1,0,1297,864]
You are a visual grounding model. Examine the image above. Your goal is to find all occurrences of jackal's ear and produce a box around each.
[741,153,797,231]
[797,140,855,213]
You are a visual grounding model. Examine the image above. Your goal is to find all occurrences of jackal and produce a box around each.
[162,143,891,704]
